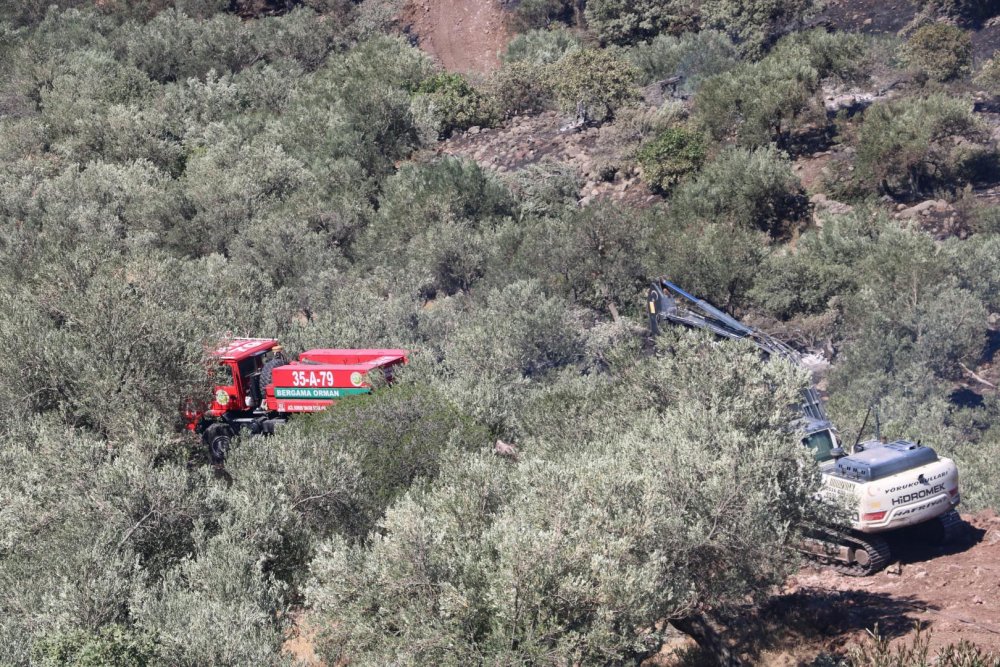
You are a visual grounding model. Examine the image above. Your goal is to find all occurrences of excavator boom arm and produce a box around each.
[648,277,830,424]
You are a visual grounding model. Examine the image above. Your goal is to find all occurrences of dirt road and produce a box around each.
[403,0,509,76]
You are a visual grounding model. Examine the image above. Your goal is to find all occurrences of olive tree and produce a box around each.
[584,0,697,45]
[701,0,815,57]
[856,94,991,198]
[306,336,817,665]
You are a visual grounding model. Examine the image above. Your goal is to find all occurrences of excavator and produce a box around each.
[648,278,963,575]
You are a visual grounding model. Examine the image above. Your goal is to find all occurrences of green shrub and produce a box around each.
[514,203,655,315]
[32,625,158,667]
[773,28,873,84]
[700,0,816,57]
[503,26,581,65]
[848,623,1000,667]
[501,161,582,218]
[357,157,515,296]
[671,145,808,236]
[296,381,488,535]
[276,36,430,185]
[549,48,640,123]
[694,49,819,147]
[412,72,498,139]
[974,51,1000,89]
[637,125,707,193]
[117,9,257,82]
[509,0,576,30]
[488,61,554,117]
[904,23,972,82]
[583,0,697,46]
[652,214,769,311]
[856,93,989,198]
[627,30,738,88]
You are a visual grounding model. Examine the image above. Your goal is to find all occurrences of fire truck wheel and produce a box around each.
[204,424,234,464]
[259,356,288,399]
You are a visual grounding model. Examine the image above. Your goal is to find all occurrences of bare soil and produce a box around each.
[402,0,509,76]
[749,512,1000,664]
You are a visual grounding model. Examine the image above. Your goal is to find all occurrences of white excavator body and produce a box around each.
[819,440,960,533]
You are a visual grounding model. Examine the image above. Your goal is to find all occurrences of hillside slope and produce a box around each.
[403,0,508,75]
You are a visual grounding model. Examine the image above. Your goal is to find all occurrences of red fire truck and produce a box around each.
[184,337,408,462]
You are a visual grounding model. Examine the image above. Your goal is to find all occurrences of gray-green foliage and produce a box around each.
[671,145,808,236]
[550,47,640,123]
[419,280,588,431]
[503,26,581,65]
[628,30,739,88]
[903,22,972,82]
[695,30,869,148]
[117,7,346,83]
[307,337,817,665]
[356,157,516,297]
[3,4,1000,665]
[856,93,991,197]
[584,0,698,45]
[974,51,1000,89]
[701,0,816,57]
[755,211,988,381]
[514,203,656,316]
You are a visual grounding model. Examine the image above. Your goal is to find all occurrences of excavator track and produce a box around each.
[925,509,964,546]
[800,528,892,576]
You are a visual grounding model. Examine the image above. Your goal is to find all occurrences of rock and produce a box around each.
[897,200,938,219]
[896,203,907,211]
[934,199,952,212]
[578,195,593,207]
[467,126,481,135]
[915,570,929,579]
[974,595,985,605]
[810,193,853,216]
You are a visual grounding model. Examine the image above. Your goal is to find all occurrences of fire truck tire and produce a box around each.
[259,356,288,398]
[204,424,234,464]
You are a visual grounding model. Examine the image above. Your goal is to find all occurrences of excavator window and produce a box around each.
[802,429,836,463]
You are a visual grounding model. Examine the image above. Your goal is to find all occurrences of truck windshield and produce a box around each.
[802,429,836,462]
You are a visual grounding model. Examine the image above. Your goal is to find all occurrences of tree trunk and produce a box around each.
[671,613,748,667]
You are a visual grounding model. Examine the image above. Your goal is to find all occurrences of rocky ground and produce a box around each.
[432,110,654,206]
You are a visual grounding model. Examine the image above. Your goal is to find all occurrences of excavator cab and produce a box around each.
[802,428,838,462]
